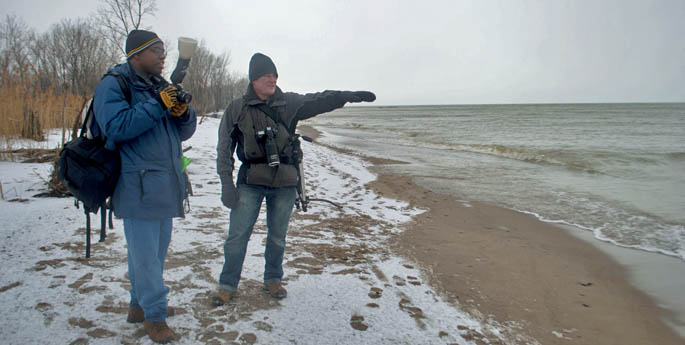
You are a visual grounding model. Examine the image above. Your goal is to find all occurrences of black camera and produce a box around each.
[256,127,280,167]
[170,37,198,104]
[152,77,192,105]
[175,86,192,104]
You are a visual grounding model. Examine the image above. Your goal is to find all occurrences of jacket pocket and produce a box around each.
[140,169,176,209]
[114,171,142,207]
[244,163,297,188]
[273,164,298,187]
[245,163,274,186]
[238,116,266,161]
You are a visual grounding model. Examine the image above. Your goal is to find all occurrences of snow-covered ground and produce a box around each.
[0,118,508,344]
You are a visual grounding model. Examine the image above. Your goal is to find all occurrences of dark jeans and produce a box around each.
[219,184,297,291]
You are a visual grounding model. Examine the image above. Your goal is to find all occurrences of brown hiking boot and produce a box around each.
[126,306,177,323]
[263,282,287,299]
[210,288,236,307]
[143,320,180,344]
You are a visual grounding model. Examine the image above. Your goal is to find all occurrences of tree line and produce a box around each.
[0,0,247,144]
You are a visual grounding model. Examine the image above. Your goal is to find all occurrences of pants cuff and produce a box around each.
[263,278,281,285]
[129,300,141,310]
[219,283,237,292]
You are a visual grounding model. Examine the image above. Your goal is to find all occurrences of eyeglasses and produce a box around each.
[149,47,166,56]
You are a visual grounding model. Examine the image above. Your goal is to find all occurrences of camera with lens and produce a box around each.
[175,86,192,104]
[256,126,280,167]
[168,37,198,104]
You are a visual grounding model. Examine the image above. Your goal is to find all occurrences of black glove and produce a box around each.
[221,182,240,209]
[155,85,178,109]
[342,91,376,103]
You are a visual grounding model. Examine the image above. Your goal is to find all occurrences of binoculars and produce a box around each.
[256,127,280,167]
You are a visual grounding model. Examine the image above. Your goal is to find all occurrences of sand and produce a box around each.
[301,125,684,345]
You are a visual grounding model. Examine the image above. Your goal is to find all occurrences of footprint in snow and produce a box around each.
[350,315,369,331]
[393,275,406,286]
[368,287,383,299]
[407,276,422,286]
[35,302,56,326]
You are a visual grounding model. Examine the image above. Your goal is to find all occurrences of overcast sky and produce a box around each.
[4,0,684,105]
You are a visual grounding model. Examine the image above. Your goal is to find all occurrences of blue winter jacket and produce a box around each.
[92,63,197,219]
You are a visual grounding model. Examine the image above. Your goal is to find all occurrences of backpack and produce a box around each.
[58,72,130,258]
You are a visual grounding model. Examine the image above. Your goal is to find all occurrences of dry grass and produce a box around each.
[1,76,86,197]
[0,76,85,142]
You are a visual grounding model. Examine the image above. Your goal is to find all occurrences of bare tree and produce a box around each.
[207,52,233,111]
[0,15,42,139]
[181,40,246,114]
[27,19,119,143]
[182,41,212,114]
[229,74,249,104]
[30,31,58,89]
[1,9,247,142]
[95,0,158,58]
[0,15,34,83]
[43,19,118,97]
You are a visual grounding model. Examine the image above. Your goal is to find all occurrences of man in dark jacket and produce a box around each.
[212,53,375,305]
[92,30,197,343]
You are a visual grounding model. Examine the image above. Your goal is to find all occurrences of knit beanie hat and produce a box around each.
[126,30,162,59]
[248,53,278,81]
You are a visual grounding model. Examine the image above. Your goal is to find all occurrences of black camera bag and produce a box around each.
[57,72,130,257]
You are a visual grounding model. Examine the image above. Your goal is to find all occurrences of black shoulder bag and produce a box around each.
[57,72,130,258]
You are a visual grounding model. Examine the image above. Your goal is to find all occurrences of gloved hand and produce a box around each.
[221,182,240,209]
[170,102,188,117]
[342,91,376,103]
[156,85,178,109]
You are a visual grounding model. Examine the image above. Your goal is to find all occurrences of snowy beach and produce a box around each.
[1,116,683,345]
[0,118,511,345]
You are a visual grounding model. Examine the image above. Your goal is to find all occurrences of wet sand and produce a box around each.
[301,125,684,345]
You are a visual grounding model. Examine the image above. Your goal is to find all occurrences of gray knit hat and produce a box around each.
[248,53,278,81]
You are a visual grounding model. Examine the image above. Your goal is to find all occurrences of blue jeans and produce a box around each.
[219,184,297,291]
[123,218,172,322]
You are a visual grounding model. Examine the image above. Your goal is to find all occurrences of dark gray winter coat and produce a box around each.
[216,84,353,187]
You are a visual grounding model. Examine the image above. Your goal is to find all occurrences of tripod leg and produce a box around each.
[85,210,91,258]
[99,205,106,242]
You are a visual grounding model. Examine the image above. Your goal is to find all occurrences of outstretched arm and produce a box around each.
[290,90,375,120]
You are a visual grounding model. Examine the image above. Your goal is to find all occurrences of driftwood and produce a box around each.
[308,198,343,209]
[0,148,56,163]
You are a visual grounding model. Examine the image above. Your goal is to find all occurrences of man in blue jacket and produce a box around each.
[92,29,196,343]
